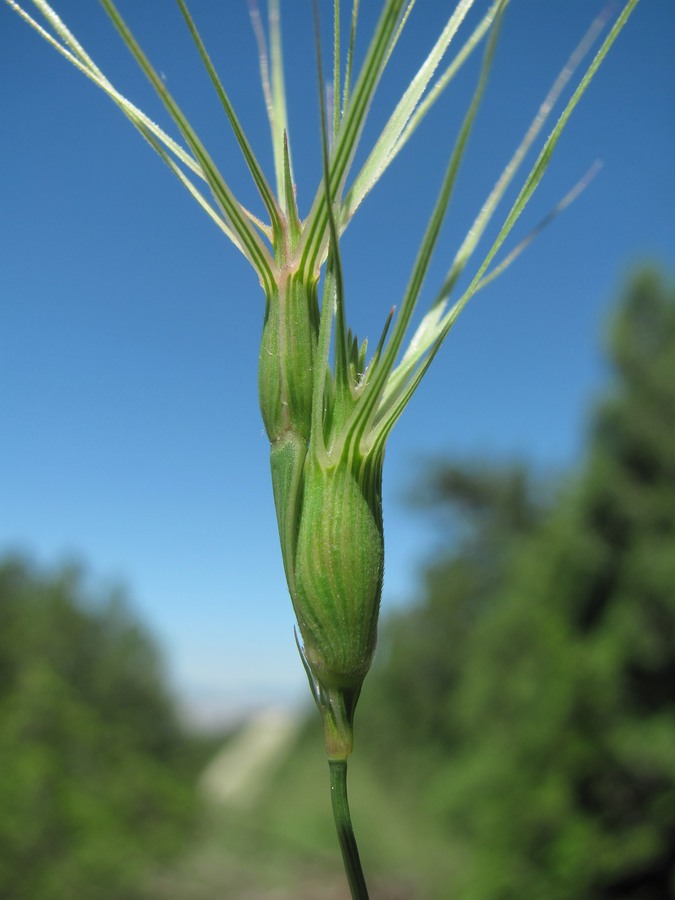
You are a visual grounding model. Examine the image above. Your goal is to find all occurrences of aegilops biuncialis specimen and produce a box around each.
[5,0,640,894]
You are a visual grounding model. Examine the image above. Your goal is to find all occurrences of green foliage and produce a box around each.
[362,461,542,770]
[359,267,675,899]
[154,717,451,900]
[0,558,197,900]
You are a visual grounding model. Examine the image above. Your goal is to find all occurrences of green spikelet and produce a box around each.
[258,274,320,445]
[292,447,385,760]
[294,452,384,693]
[260,247,385,759]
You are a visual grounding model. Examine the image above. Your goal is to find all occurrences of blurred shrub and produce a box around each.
[361,268,675,899]
[0,558,197,900]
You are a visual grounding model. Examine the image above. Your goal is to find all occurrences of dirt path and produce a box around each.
[199,707,302,808]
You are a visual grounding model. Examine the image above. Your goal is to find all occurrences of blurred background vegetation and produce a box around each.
[2,265,675,898]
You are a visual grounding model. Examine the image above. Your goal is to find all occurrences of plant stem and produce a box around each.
[329,759,370,900]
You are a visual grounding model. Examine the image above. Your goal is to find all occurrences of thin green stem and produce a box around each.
[329,760,370,900]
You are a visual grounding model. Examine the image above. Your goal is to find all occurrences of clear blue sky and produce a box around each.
[1,1,674,725]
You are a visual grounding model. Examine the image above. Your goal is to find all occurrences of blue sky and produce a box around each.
[1,0,674,725]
